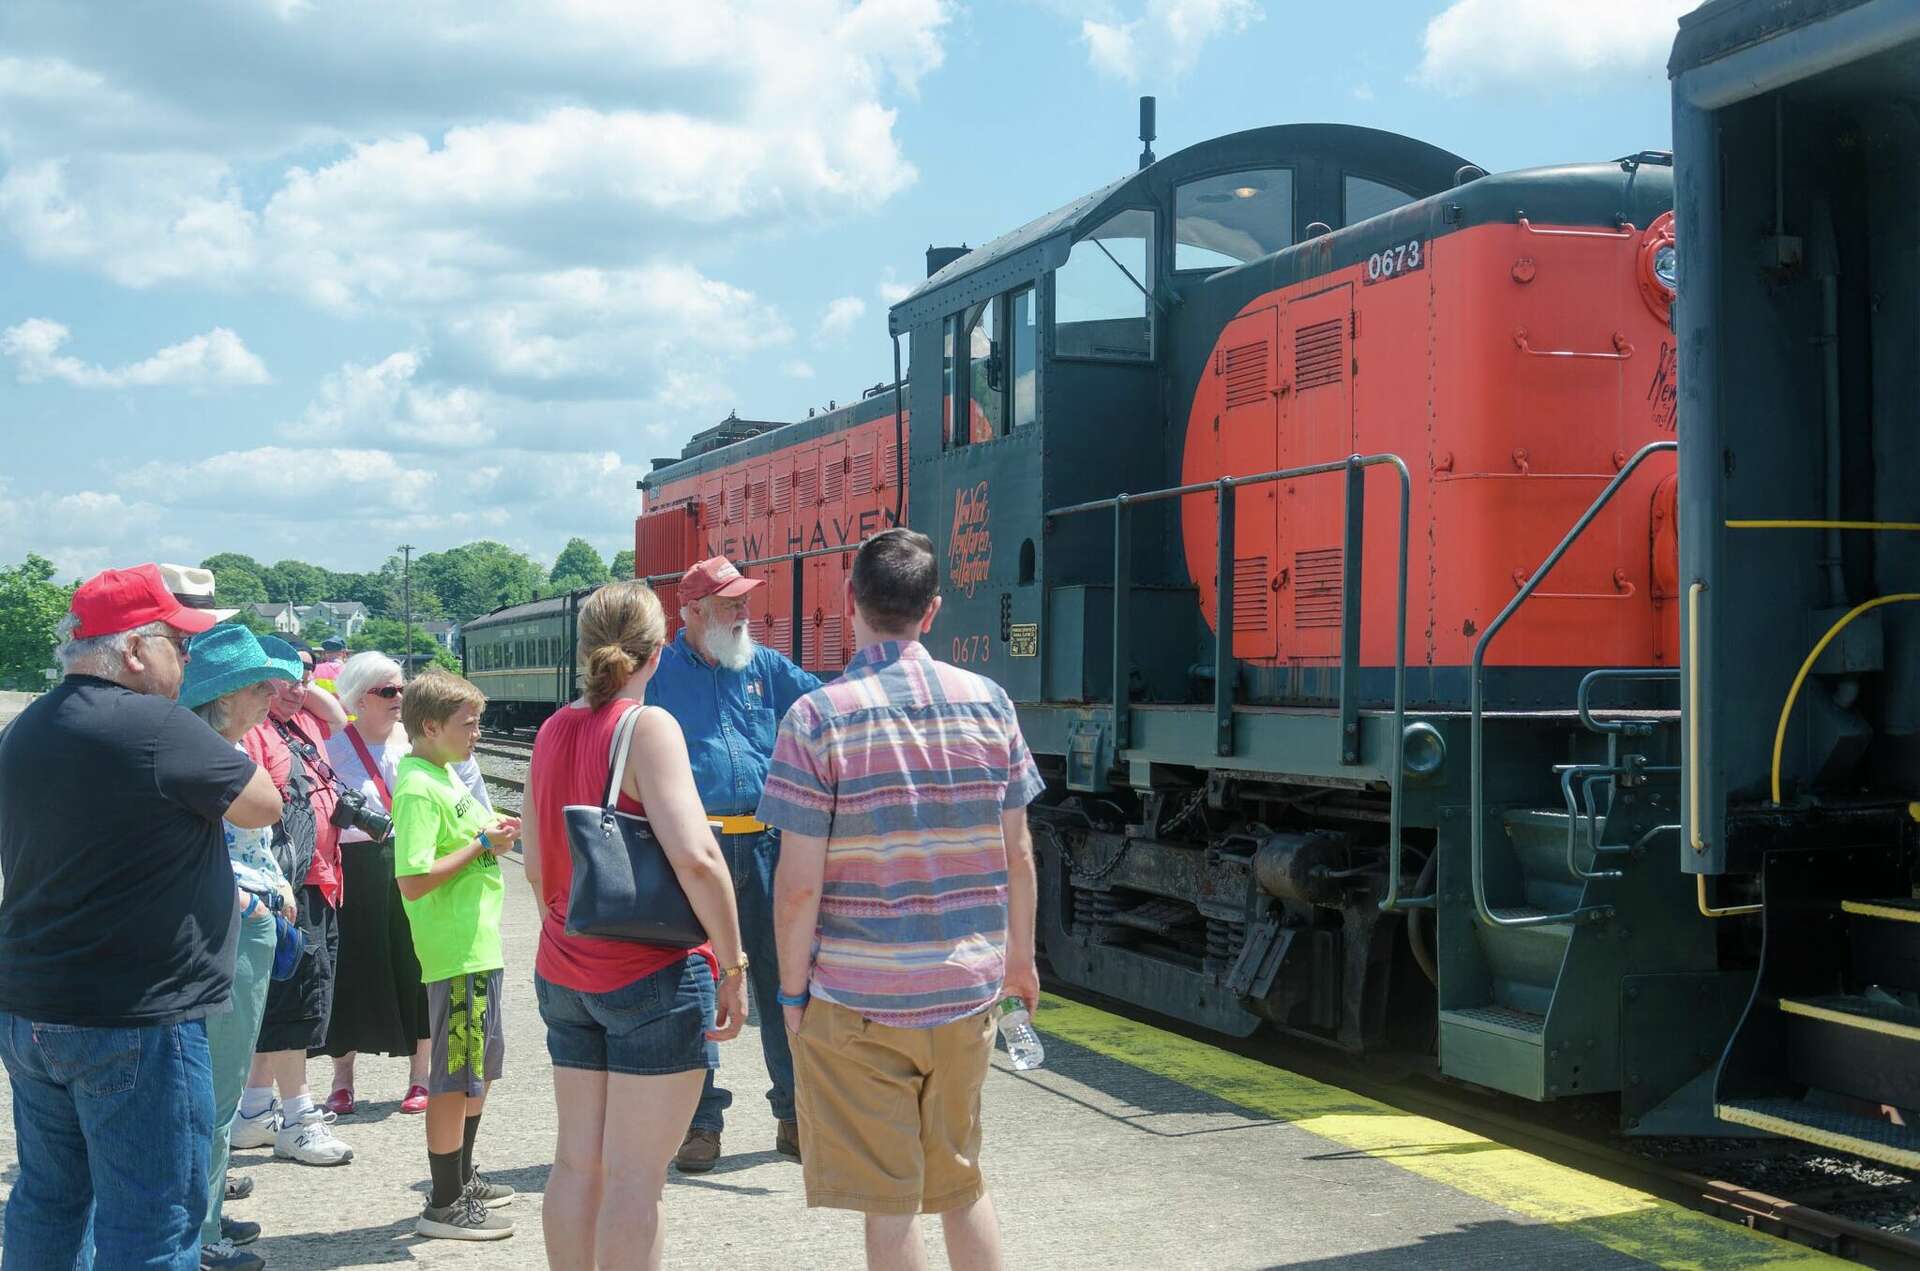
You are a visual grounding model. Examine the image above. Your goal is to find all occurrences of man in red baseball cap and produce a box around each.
[647,556,822,1172]
[64,562,223,700]
[0,564,283,1266]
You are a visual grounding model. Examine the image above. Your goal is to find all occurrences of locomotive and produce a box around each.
[464,0,1920,1167]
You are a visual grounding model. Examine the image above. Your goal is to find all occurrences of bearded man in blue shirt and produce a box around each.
[648,555,821,1173]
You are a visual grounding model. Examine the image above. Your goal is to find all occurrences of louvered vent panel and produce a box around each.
[771,617,792,655]
[802,619,817,665]
[881,443,899,483]
[748,481,768,518]
[725,485,745,521]
[772,473,792,514]
[1220,340,1269,409]
[1295,318,1344,390]
[850,450,875,492]
[1232,556,1270,632]
[702,493,722,527]
[822,458,844,502]
[1294,547,1343,629]
[821,615,845,663]
[796,468,820,506]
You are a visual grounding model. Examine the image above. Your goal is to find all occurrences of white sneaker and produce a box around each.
[228,1102,280,1150]
[274,1109,354,1166]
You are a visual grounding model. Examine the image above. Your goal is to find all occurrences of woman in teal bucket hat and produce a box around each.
[180,623,301,1269]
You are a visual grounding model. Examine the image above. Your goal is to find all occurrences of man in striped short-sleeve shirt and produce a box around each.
[761,527,1043,1268]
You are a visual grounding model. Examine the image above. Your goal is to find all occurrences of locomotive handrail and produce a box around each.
[1045,452,1422,914]
[1469,439,1677,931]
[1577,667,1678,736]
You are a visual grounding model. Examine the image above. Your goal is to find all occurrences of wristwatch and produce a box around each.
[718,954,751,980]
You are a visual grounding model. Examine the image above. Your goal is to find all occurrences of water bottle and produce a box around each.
[995,998,1045,1070]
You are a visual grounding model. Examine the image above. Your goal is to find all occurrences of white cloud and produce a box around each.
[876,268,914,304]
[0,478,166,580]
[1080,0,1261,82]
[1,318,270,387]
[818,295,867,342]
[782,359,817,379]
[1416,0,1691,93]
[286,352,495,449]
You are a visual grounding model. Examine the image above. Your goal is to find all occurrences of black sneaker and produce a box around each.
[199,1238,264,1271]
[224,1174,253,1202]
[221,1215,261,1245]
[416,1178,515,1241]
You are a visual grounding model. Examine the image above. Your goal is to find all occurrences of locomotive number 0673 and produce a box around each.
[1364,238,1425,285]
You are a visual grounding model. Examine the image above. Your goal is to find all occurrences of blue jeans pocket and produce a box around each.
[33,1024,141,1097]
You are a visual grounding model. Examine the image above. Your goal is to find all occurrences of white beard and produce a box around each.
[704,621,755,672]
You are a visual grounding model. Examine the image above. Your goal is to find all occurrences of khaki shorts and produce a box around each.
[790,998,995,1215]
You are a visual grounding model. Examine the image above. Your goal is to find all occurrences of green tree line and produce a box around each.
[0,537,635,690]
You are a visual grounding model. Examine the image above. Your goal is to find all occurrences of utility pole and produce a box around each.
[399,544,415,679]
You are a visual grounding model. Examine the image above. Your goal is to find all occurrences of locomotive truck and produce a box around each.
[464,0,1919,1165]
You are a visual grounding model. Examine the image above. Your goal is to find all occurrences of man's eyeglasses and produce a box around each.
[146,632,191,659]
[367,685,403,699]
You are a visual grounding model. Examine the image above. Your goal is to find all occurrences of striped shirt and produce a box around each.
[756,640,1045,1028]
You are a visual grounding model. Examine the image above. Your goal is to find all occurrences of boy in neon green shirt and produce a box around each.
[392,670,520,1241]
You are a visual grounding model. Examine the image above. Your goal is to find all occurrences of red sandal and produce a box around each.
[322,1087,354,1116]
[400,1084,430,1114]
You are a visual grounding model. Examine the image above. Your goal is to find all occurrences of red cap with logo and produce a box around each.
[678,556,764,605]
[70,564,221,638]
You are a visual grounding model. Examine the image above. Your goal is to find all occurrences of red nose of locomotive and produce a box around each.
[1179,184,1679,694]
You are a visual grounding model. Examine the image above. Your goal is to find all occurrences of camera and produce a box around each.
[331,787,394,842]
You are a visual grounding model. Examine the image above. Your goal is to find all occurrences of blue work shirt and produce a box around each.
[646,630,823,817]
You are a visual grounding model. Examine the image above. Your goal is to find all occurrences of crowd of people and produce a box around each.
[0,529,1043,1271]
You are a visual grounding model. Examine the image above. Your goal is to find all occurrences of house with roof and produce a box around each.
[294,601,370,637]
[421,618,458,650]
[249,602,302,635]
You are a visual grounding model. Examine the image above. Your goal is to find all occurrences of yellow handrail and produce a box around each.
[1770,593,1920,804]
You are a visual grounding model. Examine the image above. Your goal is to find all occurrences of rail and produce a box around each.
[1044,453,1424,912]
[1468,439,1677,930]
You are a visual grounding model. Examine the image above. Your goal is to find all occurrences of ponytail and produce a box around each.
[576,580,666,708]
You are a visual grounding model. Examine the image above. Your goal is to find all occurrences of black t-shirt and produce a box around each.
[0,676,257,1026]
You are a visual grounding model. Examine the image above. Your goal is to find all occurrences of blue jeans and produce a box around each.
[691,830,795,1132]
[0,1012,214,1270]
[204,912,276,1245]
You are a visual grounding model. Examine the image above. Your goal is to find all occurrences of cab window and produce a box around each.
[1055,208,1154,360]
[1344,175,1415,225]
[1010,285,1037,430]
[962,296,1002,444]
[1175,169,1293,271]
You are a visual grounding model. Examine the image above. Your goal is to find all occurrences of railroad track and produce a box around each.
[1050,983,1920,1267]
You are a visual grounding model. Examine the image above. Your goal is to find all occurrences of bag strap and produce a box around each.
[344,724,394,810]
[601,703,645,812]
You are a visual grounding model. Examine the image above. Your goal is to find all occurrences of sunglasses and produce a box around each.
[367,685,403,700]
[147,632,191,658]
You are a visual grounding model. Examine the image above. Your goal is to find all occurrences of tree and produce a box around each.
[610,549,635,580]
[415,542,543,623]
[200,553,268,608]
[227,610,278,638]
[0,555,74,690]
[301,615,337,644]
[550,538,609,587]
[263,560,328,606]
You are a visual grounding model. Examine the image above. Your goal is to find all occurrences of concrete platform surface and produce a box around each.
[0,855,1837,1269]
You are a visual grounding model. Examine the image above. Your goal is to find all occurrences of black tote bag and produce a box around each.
[563,704,708,947]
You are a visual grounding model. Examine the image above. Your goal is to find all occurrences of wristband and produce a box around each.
[243,893,261,918]
[775,988,809,1008]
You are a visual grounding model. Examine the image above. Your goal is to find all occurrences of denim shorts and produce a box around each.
[534,954,718,1077]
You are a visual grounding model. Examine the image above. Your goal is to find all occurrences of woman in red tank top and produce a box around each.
[521,580,747,1271]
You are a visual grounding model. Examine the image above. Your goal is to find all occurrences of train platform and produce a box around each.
[0,856,1840,1270]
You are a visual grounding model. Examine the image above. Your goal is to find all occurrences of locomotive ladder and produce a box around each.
[1044,452,1416,901]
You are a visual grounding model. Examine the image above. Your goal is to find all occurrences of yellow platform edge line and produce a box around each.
[1840,899,1920,925]
[1716,1105,1920,1173]
[1779,997,1920,1042]
[1032,995,1841,1270]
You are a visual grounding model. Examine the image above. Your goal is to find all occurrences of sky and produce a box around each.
[0,0,1694,580]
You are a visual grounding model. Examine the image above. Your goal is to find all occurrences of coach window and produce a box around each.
[1054,207,1154,360]
[962,296,1003,443]
[1344,174,1414,226]
[1174,169,1292,271]
[943,314,961,447]
[1010,285,1037,429]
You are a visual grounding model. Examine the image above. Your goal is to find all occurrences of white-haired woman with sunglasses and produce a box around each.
[318,651,494,1116]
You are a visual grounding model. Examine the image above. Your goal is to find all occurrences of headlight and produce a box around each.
[1637,212,1677,321]
[1653,242,1677,292]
